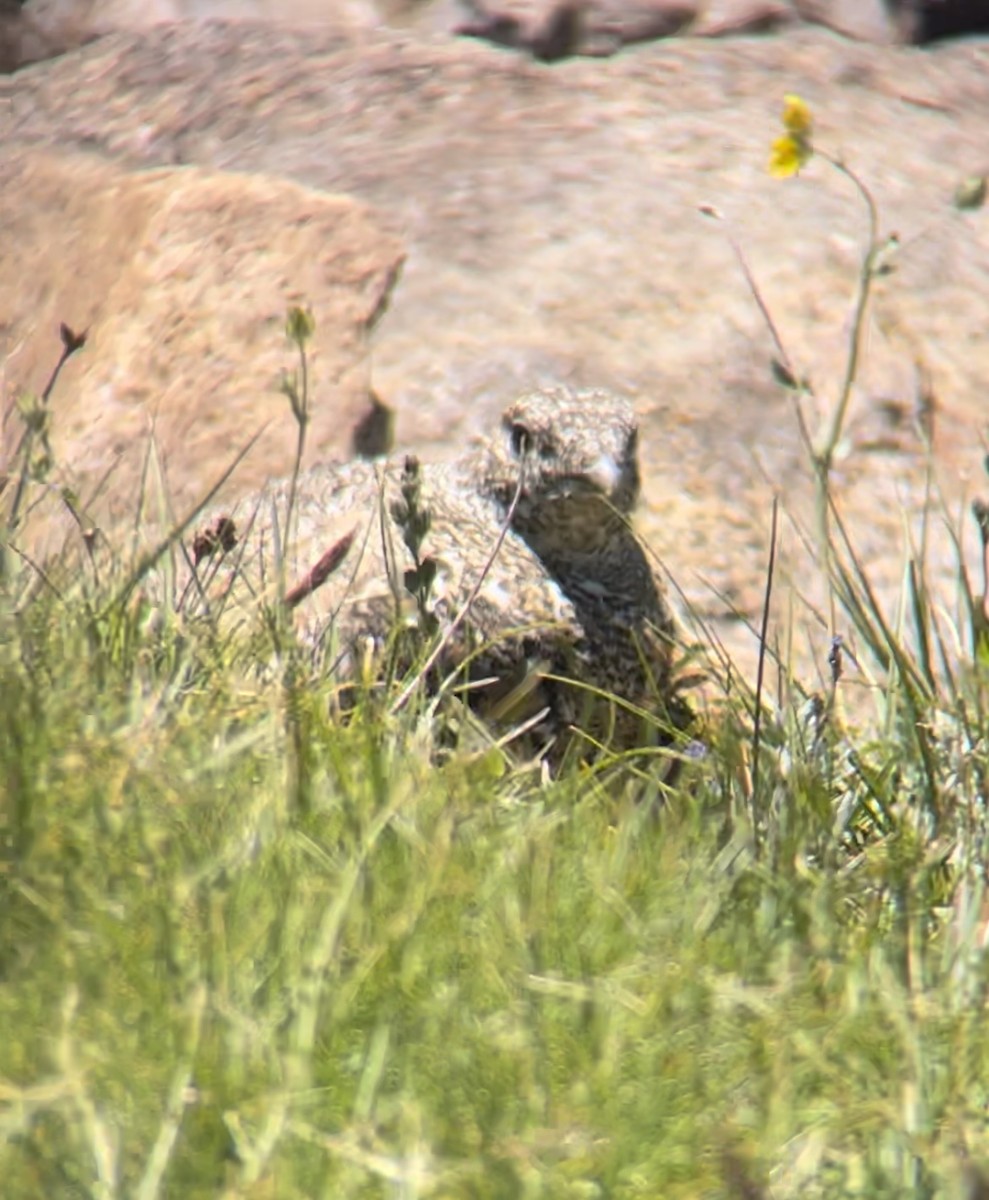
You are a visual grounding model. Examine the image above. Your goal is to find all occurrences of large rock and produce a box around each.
[790,0,901,41]
[453,1,700,58]
[5,2,985,78]
[0,150,403,557]
[1,20,987,679]
[1,0,378,71]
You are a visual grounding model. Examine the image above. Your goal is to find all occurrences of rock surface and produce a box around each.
[453,0,701,59]
[1,15,988,686]
[6,1,987,76]
[0,150,403,558]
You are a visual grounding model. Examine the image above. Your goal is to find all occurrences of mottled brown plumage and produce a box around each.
[169,386,676,751]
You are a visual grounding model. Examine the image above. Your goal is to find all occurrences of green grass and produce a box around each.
[1,549,988,1199]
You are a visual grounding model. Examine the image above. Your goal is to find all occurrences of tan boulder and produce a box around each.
[2,0,379,72]
[691,0,792,37]
[454,0,698,57]
[0,151,404,558]
[790,0,905,42]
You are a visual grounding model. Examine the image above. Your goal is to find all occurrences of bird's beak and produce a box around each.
[585,453,639,507]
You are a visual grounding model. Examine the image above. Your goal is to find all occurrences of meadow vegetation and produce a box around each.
[0,100,988,1199]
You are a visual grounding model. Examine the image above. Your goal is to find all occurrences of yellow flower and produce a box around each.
[769,134,812,178]
[781,93,812,137]
[768,95,814,178]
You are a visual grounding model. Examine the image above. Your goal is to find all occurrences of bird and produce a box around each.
[166,386,677,755]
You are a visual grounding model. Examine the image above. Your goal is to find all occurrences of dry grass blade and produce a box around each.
[283,527,358,610]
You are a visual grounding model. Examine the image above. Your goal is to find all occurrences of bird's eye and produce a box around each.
[509,422,532,457]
